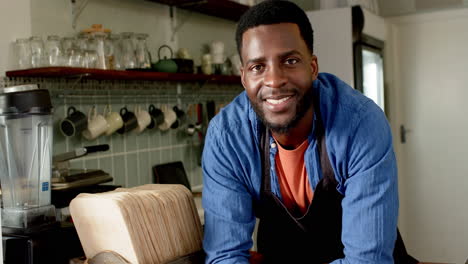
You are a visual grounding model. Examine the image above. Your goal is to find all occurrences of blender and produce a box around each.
[0,84,56,234]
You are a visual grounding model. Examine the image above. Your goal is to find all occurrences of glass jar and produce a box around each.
[108,34,122,70]
[14,38,32,69]
[82,50,98,69]
[30,36,45,68]
[91,32,108,69]
[59,37,80,67]
[135,33,151,69]
[120,32,136,69]
[68,47,84,67]
[61,37,74,54]
[76,34,89,52]
[45,35,62,66]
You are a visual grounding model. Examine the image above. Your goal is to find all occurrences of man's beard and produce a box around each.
[251,86,314,135]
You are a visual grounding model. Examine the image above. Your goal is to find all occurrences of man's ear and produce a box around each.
[240,66,246,89]
[311,54,319,79]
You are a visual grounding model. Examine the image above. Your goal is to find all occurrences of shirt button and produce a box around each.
[270,143,276,148]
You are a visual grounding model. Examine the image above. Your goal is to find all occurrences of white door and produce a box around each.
[390,10,468,264]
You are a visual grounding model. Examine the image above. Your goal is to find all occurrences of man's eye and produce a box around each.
[250,65,263,72]
[285,58,298,65]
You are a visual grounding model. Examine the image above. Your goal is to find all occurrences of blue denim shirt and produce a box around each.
[202,73,398,264]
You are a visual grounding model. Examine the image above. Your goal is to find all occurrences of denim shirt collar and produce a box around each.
[248,80,324,196]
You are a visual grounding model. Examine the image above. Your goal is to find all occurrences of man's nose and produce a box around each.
[263,65,287,88]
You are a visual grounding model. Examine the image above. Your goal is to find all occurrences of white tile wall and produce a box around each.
[1,77,242,189]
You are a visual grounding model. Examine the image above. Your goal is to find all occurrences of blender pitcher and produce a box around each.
[0,85,56,232]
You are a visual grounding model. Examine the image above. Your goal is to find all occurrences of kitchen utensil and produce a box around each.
[60,106,88,137]
[158,105,177,131]
[53,145,107,165]
[51,169,112,191]
[117,107,138,134]
[30,36,45,68]
[152,45,178,73]
[45,35,62,66]
[121,32,137,69]
[108,34,123,70]
[170,106,185,129]
[104,105,124,136]
[82,106,109,140]
[52,144,112,191]
[135,33,151,69]
[134,105,151,133]
[92,32,109,69]
[14,38,32,69]
[83,49,98,69]
[147,104,164,129]
[0,84,56,233]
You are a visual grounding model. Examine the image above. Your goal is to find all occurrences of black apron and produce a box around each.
[253,92,418,264]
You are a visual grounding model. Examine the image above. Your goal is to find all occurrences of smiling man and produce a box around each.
[202,1,413,264]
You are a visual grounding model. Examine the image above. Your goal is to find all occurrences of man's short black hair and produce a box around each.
[235,0,314,60]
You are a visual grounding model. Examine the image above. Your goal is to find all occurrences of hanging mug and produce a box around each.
[158,105,177,131]
[134,106,152,133]
[60,106,88,137]
[82,106,109,140]
[147,104,164,129]
[171,106,186,129]
[104,105,124,136]
[117,107,138,134]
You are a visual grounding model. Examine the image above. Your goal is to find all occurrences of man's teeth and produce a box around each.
[266,96,291,105]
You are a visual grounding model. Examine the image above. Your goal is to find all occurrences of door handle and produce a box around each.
[400,125,412,144]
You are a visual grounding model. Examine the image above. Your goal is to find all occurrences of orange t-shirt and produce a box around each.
[274,138,314,215]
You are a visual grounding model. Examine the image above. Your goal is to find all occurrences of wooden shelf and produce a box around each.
[147,0,249,21]
[6,67,242,84]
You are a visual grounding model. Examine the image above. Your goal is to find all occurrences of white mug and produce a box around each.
[158,105,177,131]
[104,105,124,136]
[134,106,151,133]
[82,106,109,140]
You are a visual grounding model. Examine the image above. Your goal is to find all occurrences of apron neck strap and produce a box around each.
[260,87,337,193]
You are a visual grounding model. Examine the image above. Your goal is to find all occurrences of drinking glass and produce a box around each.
[30,36,45,68]
[83,50,98,69]
[108,34,122,70]
[135,33,151,69]
[67,47,84,67]
[76,34,89,52]
[91,32,108,69]
[61,37,74,53]
[14,38,32,69]
[121,32,136,69]
[45,35,62,66]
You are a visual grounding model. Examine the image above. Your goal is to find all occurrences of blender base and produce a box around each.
[2,205,57,235]
[2,221,60,236]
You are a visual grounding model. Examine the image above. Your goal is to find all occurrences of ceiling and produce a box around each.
[291,0,468,17]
